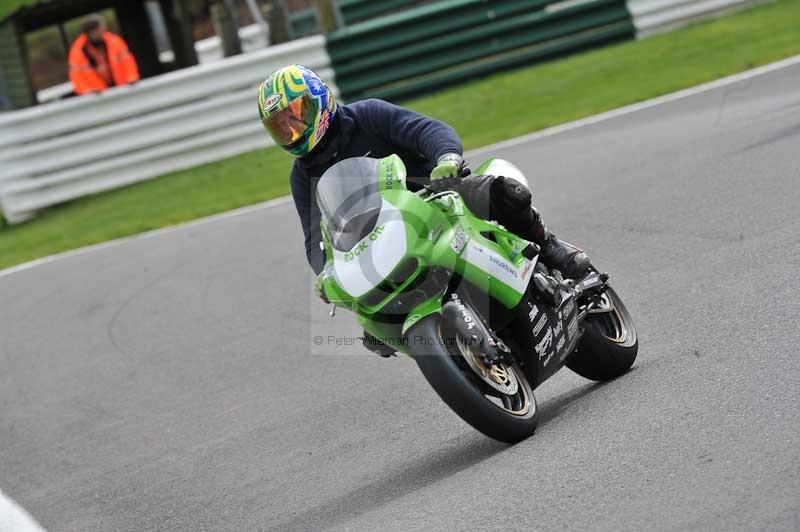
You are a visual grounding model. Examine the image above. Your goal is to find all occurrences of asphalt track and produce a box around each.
[2,61,799,532]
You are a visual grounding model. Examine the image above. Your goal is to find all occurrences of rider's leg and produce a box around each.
[454,174,590,279]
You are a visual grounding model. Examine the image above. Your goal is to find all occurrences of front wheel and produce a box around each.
[408,316,539,443]
[567,287,638,381]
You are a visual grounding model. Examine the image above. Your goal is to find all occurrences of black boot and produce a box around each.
[536,231,591,279]
[516,205,590,279]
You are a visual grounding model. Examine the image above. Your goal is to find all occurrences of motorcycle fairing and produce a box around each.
[507,289,582,387]
[319,154,540,346]
[330,200,407,298]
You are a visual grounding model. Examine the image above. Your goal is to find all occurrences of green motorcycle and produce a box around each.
[317,155,638,443]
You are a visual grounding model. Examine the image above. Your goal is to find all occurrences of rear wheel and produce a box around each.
[567,287,638,381]
[409,316,539,443]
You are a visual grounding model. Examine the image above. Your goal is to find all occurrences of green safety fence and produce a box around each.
[290,1,427,38]
[289,8,319,38]
[290,1,428,39]
[327,0,635,101]
[338,0,422,25]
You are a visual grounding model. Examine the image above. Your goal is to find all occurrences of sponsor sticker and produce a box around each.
[553,320,563,338]
[451,227,468,254]
[536,327,554,365]
[535,327,553,357]
[458,303,476,330]
[489,254,518,278]
[528,302,539,323]
[383,162,396,190]
[449,292,476,330]
[533,313,548,336]
[263,93,282,112]
[343,225,384,262]
[556,335,565,353]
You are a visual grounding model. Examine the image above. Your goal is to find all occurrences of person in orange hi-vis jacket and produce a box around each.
[68,14,140,95]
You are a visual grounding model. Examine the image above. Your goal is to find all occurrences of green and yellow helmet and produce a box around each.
[258,65,337,158]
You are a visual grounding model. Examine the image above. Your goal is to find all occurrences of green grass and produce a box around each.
[2,0,799,270]
[411,0,800,148]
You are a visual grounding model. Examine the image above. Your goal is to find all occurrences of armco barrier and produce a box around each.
[327,0,635,102]
[0,35,334,223]
[339,0,420,24]
[628,0,766,36]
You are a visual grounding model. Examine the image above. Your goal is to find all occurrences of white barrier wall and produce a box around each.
[629,0,767,37]
[0,35,334,223]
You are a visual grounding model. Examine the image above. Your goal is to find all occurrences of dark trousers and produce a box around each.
[432,174,547,243]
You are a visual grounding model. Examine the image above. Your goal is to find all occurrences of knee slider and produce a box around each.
[493,175,532,210]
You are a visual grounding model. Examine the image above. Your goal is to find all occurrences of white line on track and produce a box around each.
[0,490,47,532]
[1,53,799,280]
[0,196,292,279]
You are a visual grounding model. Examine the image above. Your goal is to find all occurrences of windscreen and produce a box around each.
[316,157,384,252]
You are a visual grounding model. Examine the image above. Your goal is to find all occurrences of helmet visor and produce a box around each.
[262,94,320,149]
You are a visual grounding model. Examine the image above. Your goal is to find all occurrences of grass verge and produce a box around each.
[1,0,799,270]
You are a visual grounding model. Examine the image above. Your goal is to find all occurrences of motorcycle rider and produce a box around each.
[259,65,589,351]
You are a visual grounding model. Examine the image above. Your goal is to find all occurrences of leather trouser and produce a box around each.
[430,174,548,243]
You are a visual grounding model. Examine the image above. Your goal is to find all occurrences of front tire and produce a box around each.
[408,316,539,443]
[567,287,638,381]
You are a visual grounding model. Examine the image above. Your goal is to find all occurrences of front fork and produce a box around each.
[441,292,513,366]
[573,270,612,321]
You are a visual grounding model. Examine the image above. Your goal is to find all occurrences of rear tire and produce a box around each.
[408,316,539,443]
[567,287,638,381]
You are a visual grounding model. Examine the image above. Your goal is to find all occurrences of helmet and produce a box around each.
[258,65,337,158]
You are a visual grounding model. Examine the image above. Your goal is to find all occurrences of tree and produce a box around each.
[210,0,242,56]
[313,0,342,32]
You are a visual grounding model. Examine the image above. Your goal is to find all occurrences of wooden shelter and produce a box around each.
[0,0,198,109]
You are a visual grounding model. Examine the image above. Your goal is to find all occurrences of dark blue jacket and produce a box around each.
[290,99,463,273]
